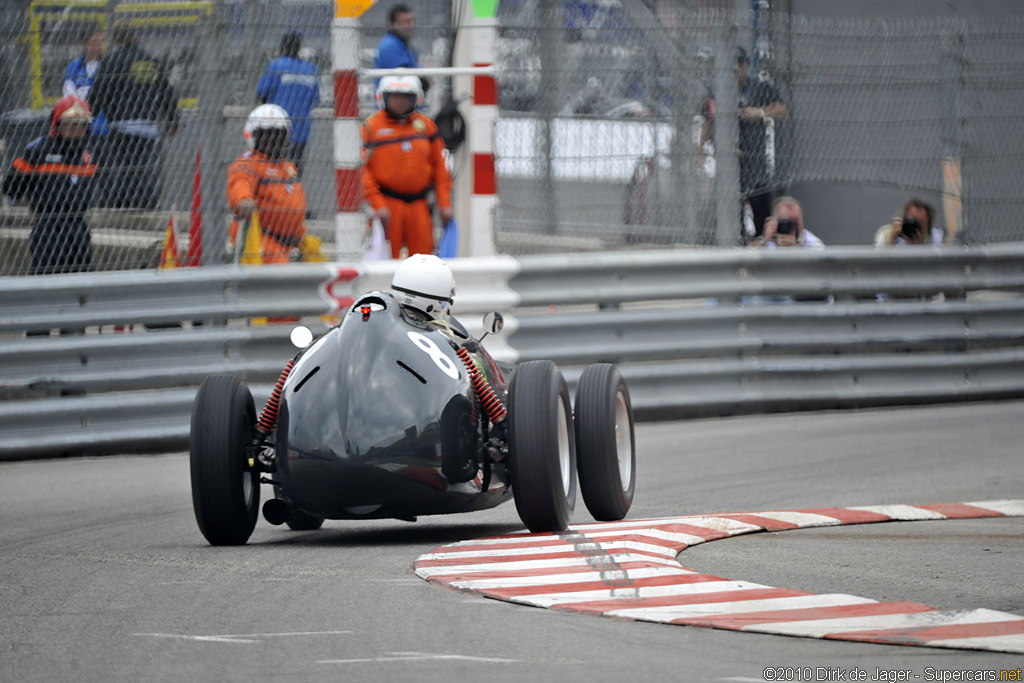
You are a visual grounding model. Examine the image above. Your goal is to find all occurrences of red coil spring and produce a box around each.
[256,359,295,435]
[454,346,507,424]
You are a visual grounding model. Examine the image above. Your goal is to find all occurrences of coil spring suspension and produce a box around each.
[256,359,295,436]
[454,346,506,425]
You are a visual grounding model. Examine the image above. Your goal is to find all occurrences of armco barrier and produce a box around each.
[0,258,519,459]
[510,244,1024,419]
[2,247,1024,459]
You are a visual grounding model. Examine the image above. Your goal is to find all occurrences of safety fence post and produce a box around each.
[467,0,499,257]
[332,1,371,258]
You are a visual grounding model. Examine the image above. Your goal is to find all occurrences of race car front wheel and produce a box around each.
[508,360,577,532]
[574,363,635,521]
[190,374,260,545]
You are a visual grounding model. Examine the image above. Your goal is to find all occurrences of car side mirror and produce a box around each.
[483,311,504,334]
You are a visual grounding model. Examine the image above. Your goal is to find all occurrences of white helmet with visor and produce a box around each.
[391,254,455,321]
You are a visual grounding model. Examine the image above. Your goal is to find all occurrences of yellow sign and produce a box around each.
[28,0,212,109]
[335,0,375,18]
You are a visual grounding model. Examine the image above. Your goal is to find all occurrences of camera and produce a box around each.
[900,215,922,241]
[775,218,797,236]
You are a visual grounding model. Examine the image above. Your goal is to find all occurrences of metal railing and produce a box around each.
[2,246,1024,459]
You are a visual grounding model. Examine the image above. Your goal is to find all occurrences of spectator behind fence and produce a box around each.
[3,96,98,275]
[361,75,452,259]
[256,32,320,173]
[228,104,323,264]
[875,197,944,247]
[736,47,787,242]
[374,4,429,97]
[88,24,178,210]
[751,195,824,249]
[63,31,109,137]
[63,31,102,101]
[744,195,827,305]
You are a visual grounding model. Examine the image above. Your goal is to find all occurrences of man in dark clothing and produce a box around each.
[736,47,787,241]
[3,95,99,276]
[374,4,429,97]
[88,25,177,209]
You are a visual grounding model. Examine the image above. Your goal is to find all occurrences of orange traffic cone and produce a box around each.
[159,214,180,269]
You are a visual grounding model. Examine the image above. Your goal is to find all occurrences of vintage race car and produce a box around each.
[189,290,635,545]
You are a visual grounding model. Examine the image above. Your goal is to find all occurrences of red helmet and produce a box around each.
[50,95,92,137]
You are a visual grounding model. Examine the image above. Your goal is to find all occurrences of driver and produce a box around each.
[391,253,460,331]
[390,254,508,432]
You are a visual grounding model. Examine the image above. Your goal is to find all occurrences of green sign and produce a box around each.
[470,0,498,18]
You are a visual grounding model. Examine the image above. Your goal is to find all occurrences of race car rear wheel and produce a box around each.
[508,360,577,532]
[190,374,260,545]
[574,364,635,521]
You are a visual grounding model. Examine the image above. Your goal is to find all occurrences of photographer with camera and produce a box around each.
[751,196,824,249]
[874,197,944,246]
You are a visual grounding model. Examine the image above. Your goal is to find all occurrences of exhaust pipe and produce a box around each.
[262,498,289,525]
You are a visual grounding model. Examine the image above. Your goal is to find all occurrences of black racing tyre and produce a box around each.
[285,507,325,531]
[190,374,260,545]
[508,360,577,532]
[440,395,478,483]
[574,363,635,521]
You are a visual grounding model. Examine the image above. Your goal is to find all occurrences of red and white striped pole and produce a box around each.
[332,1,371,258]
[466,2,498,257]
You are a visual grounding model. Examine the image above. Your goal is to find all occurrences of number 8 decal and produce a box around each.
[406,331,460,379]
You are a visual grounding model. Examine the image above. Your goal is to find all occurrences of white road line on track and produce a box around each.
[511,580,772,608]
[415,553,680,578]
[967,499,1024,515]
[573,515,762,534]
[929,633,1024,650]
[742,511,843,527]
[753,608,1024,637]
[846,504,946,520]
[318,652,520,664]
[133,630,353,644]
[582,528,714,546]
[424,539,680,559]
[413,500,1024,654]
[611,594,877,621]
[442,566,696,590]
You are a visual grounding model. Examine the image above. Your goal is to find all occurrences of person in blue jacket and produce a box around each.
[256,32,320,173]
[62,31,108,136]
[374,4,429,98]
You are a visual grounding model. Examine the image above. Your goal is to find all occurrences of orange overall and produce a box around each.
[361,110,452,259]
[227,150,307,263]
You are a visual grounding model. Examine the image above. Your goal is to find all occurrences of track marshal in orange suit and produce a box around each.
[227,104,307,263]
[361,74,452,259]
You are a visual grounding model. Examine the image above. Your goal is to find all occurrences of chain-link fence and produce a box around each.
[1,2,1023,274]
[0,0,455,275]
[493,5,1024,253]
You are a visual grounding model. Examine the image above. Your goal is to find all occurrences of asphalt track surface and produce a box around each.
[2,400,1022,682]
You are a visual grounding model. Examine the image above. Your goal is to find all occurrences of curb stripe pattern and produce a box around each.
[414,500,1024,653]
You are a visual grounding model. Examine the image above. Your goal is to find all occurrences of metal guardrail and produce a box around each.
[510,244,1024,419]
[2,246,1023,459]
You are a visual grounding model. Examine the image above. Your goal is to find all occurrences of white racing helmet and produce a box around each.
[243,104,291,148]
[391,254,455,321]
[375,73,424,112]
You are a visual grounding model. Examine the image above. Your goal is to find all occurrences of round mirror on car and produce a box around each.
[483,311,504,334]
[290,325,314,349]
